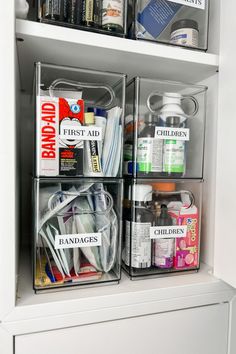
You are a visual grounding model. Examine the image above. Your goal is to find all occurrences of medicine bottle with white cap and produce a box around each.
[137,113,163,176]
[159,93,187,177]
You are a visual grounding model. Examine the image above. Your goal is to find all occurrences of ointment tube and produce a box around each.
[84,112,103,177]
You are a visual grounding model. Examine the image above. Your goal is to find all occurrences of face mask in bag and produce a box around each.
[92,183,110,272]
[38,227,65,280]
[39,184,61,221]
[40,183,94,231]
[73,197,103,272]
[56,203,75,274]
[46,184,94,273]
[107,208,119,272]
[92,183,118,273]
[46,223,71,276]
[40,187,77,231]
[71,217,80,276]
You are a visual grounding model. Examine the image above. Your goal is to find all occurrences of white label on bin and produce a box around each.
[60,126,102,141]
[167,0,205,10]
[150,226,188,239]
[55,233,102,249]
[155,127,190,141]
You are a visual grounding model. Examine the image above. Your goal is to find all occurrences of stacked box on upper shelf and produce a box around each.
[124,77,207,179]
[130,0,209,51]
[35,62,126,178]
[37,0,128,38]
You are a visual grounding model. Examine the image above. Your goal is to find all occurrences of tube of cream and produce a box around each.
[87,107,107,170]
[84,112,103,177]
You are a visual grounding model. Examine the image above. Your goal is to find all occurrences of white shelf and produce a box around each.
[16,19,219,92]
[3,252,234,335]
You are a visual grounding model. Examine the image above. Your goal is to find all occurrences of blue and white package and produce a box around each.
[137,0,182,39]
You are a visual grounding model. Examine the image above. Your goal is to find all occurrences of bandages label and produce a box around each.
[167,0,205,10]
[150,226,188,239]
[55,233,102,249]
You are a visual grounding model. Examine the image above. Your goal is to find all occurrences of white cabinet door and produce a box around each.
[215,0,236,288]
[15,304,229,354]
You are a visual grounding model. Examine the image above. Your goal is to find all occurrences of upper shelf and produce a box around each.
[16,19,219,92]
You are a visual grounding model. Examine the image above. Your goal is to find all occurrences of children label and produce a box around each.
[155,127,190,141]
[167,0,205,10]
[60,126,102,141]
[55,233,102,249]
[150,225,188,239]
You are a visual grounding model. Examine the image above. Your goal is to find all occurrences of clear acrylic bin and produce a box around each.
[38,0,128,38]
[124,77,207,179]
[34,178,123,291]
[35,62,126,178]
[130,0,209,51]
[122,179,202,279]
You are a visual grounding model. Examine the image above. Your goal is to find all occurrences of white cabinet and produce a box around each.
[0,0,236,353]
[214,0,236,289]
[15,304,229,354]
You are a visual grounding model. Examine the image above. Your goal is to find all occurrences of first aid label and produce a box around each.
[60,126,102,141]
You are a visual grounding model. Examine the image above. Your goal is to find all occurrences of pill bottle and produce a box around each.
[153,204,175,269]
[124,184,153,269]
[163,116,186,177]
[170,19,199,48]
[102,0,125,33]
[151,183,177,269]
[137,114,163,176]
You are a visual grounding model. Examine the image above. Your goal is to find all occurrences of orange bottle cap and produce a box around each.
[151,183,176,192]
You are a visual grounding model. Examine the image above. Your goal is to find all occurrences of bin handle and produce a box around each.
[47,189,114,215]
[144,190,195,210]
[147,92,199,117]
[49,78,116,109]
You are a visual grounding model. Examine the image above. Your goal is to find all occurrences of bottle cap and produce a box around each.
[166,116,180,126]
[125,114,133,125]
[84,112,95,125]
[133,184,152,202]
[171,19,199,33]
[87,107,107,118]
[144,113,159,124]
[152,183,176,192]
[162,92,181,106]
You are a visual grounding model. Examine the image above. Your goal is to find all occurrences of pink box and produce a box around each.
[169,206,199,270]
